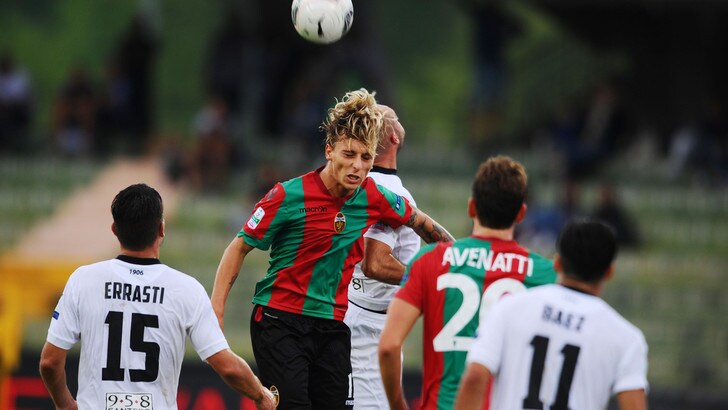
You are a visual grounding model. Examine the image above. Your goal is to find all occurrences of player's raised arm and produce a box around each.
[211,236,254,331]
[405,207,455,244]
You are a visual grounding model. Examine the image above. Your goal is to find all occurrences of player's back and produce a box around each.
[396,236,556,409]
[48,257,227,410]
[483,284,648,410]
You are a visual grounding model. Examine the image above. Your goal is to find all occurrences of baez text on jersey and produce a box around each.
[105,281,165,304]
[542,304,585,332]
[441,247,533,276]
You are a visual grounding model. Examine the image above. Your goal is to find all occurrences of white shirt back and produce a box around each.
[348,170,421,311]
[467,284,648,410]
[47,257,228,410]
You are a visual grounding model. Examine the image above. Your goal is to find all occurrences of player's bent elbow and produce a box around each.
[39,344,65,375]
[378,340,401,361]
[208,350,242,380]
[361,258,379,279]
[39,356,57,376]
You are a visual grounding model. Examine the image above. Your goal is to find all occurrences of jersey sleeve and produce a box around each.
[465,295,512,375]
[239,183,288,250]
[375,183,413,230]
[188,283,230,361]
[46,270,82,350]
[612,330,650,394]
[364,221,397,249]
[395,243,438,309]
[394,259,424,310]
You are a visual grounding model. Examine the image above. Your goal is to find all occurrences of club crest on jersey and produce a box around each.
[269,385,280,406]
[334,212,346,233]
[247,207,265,230]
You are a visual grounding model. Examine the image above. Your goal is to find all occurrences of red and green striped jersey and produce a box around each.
[395,236,557,410]
[240,167,413,321]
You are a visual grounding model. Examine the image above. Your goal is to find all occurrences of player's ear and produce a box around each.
[467,197,476,218]
[553,254,563,273]
[391,130,400,145]
[325,143,333,160]
[159,219,165,238]
[111,222,117,237]
[515,203,527,223]
[604,264,615,281]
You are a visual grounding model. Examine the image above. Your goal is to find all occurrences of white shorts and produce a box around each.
[344,301,401,410]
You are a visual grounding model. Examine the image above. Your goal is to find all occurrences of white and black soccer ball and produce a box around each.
[291,0,354,44]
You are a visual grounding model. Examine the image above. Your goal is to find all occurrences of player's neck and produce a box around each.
[373,152,397,170]
[559,275,602,296]
[471,223,514,241]
[120,246,161,260]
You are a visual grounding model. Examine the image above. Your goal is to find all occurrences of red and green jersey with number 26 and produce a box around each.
[396,236,557,410]
[240,167,413,321]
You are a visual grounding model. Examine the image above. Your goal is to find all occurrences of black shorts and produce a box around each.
[250,305,354,410]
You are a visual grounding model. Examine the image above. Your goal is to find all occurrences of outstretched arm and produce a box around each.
[405,208,455,244]
[207,349,276,410]
[39,342,77,410]
[211,236,254,331]
[454,362,492,410]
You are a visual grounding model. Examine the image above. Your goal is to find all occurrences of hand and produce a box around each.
[255,388,277,410]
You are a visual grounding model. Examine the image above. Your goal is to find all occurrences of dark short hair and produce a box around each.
[558,219,617,283]
[111,183,163,251]
[472,156,528,229]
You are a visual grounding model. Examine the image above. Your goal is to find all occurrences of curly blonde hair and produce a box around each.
[320,88,383,156]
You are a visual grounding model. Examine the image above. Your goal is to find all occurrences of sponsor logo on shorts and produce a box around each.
[334,212,346,233]
[247,207,265,230]
[395,195,402,210]
[105,392,152,410]
[270,385,280,406]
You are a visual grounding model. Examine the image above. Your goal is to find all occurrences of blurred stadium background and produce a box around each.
[1,0,727,409]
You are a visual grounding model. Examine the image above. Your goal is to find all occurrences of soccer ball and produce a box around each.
[291,0,354,44]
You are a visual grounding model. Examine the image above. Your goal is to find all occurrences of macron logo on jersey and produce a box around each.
[52,310,59,320]
[247,207,265,230]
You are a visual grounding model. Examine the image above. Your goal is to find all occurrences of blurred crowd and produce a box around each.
[2,2,727,250]
[1,14,156,158]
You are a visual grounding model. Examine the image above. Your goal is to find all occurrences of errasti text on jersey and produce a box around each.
[105,281,165,304]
